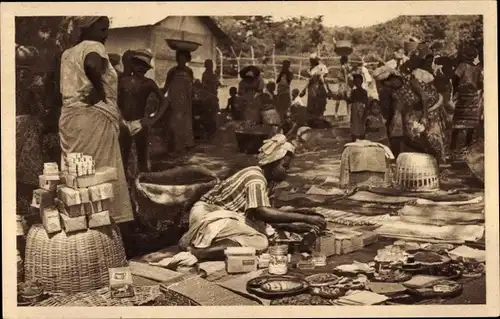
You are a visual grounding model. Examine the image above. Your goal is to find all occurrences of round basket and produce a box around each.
[334,40,353,56]
[395,152,440,192]
[133,168,217,233]
[339,145,392,188]
[24,223,127,294]
[165,39,201,52]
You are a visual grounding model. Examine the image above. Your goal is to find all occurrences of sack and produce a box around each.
[133,166,217,233]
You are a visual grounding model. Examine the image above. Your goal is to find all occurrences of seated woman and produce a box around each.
[179,134,326,261]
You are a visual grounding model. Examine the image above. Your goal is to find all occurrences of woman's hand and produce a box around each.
[304,214,327,231]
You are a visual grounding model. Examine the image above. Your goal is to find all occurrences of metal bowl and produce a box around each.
[165,39,201,52]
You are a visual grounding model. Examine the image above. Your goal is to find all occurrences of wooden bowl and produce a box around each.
[165,39,201,52]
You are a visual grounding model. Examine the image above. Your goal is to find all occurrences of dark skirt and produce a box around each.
[452,88,482,129]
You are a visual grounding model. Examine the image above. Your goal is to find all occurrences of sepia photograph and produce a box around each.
[2,1,499,318]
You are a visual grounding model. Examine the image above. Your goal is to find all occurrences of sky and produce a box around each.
[274,13,401,28]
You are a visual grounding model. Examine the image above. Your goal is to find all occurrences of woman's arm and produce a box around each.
[84,52,107,103]
[249,206,325,229]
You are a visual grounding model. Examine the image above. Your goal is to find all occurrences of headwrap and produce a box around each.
[73,16,103,29]
[258,134,295,166]
[373,65,400,81]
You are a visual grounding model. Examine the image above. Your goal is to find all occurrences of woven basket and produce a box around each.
[395,152,439,192]
[24,223,127,294]
[133,167,217,233]
[334,40,353,56]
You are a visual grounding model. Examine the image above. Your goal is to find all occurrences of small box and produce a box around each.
[55,198,85,218]
[31,188,56,211]
[57,187,83,206]
[43,162,59,176]
[39,175,61,191]
[224,247,257,274]
[88,210,111,228]
[109,267,135,298]
[41,207,62,234]
[316,232,336,257]
[60,213,87,233]
[63,167,117,188]
[91,199,112,213]
[88,183,114,201]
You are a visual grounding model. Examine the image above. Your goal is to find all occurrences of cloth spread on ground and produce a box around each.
[374,217,484,243]
[149,252,198,269]
[315,207,391,226]
[348,191,415,204]
[364,187,477,202]
[164,276,260,306]
[34,286,162,307]
[448,245,485,262]
[216,270,268,305]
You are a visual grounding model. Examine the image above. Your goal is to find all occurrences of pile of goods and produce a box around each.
[29,155,117,235]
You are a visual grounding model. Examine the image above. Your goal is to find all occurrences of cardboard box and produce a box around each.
[57,187,83,206]
[88,210,111,228]
[316,232,337,257]
[43,162,59,176]
[63,167,117,189]
[31,188,56,211]
[55,198,86,218]
[91,199,112,213]
[88,183,114,201]
[60,213,87,233]
[224,247,257,274]
[39,175,61,191]
[334,229,364,255]
[109,267,135,298]
[41,207,62,234]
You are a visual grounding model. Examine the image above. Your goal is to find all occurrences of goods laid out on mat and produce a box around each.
[231,241,486,306]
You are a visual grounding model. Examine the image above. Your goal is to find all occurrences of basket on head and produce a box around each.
[334,40,353,56]
[395,152,440,192]
[24,223,127,294]
[165,39,201,52]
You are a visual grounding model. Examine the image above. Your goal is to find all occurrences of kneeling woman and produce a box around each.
[179,134,326,261]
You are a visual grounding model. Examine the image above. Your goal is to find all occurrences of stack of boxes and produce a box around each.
[28,153,118,235]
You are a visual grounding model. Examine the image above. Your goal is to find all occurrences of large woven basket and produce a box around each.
[24,223,127,294]
[133,167,217,233]
[395,152,439,192]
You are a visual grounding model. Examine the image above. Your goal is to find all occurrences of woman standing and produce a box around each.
[238,65,265,125]
[276,60,293,122]
[59,16,135,224]
[450,46,483,153]
[300,53,332,120]
[374,65,448,164]
[162,50,195,154]
[201,59,220,139]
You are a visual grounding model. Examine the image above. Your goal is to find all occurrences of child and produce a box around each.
[285,89,308,139]
[118,49,164,175]
[226,86,242,121]
[347,74,369,142]
[365,99,390,145]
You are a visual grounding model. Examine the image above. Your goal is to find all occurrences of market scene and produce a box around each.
[14,14,487,307]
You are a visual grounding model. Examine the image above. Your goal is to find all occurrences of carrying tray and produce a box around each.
[246,275,310,299]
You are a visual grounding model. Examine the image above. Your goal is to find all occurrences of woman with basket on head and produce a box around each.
[59,16,137,224]
[373,61,449,164]
[162,50,195,154]
[299,53,333,122]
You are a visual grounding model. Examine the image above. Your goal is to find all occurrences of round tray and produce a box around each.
[305,273,341,287]
[165,39,201,52]
[310,286,346,299]
[246,276,309,299]
[406,281,463,299]
[407,250,452,267]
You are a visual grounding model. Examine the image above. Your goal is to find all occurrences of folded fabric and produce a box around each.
[149,251,198,269]
[398,204,484,226]
[349,191,415,204]
[448,245,485,262]
[375,217,484,242]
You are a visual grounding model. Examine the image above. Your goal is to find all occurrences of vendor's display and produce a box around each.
[62,166,117,189]
[65,153,96,177]
[224,247,258,274]
[109,267,135,298]
[24,223,127,294]
[339,140,394,189]
[394,153,440,192]
[246,275,310,299]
